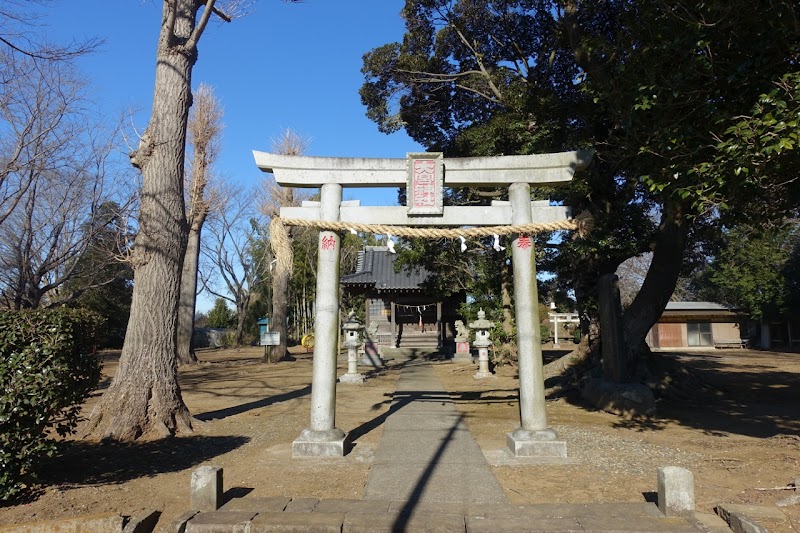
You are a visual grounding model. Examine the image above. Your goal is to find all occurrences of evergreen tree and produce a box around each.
[206,297,235,328]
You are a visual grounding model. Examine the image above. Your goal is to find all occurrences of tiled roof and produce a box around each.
[341,246,431,291]
[664,301,737,312]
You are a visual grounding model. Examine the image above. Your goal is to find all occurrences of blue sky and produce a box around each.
[46,1,421,205]
[44,1,423,311]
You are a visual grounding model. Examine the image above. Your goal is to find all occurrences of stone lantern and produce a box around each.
[469,309,494,379]
[340,311,364,384]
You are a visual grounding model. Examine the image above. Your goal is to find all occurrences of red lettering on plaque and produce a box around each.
[412,159,436,208]
[321,235,336,250]
[516,235,532,249]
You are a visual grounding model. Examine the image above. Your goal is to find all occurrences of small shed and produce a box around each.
[646,302,747,349]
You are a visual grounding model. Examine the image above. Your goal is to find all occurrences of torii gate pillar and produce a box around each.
[291,183,347,457]
[507,183,566,457]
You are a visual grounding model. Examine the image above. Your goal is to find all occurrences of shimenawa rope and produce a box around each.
[268,211,593,280]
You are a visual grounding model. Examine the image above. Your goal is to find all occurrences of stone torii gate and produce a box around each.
[254,150,592,458]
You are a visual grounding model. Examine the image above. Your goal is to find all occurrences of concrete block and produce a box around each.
[191,466,223,512]
[715,503,785,533]
[657,466,694,517]
[387,501,488,516]
[292,429,346,457]
[577,514,697,532]
[715,503,786,522]
[185,511,256,533]
[690,512,733,532]
[345,511,464,532]
[249,511,344,532]
[217,496,290,512]
[122,509,161,533]
[0,513,124,533]
[313,498,391,514]
[170,511,198,533]
[339,373,365,384]
[729,513,769,533]
[466,515,583,533]
[284,497,320,513]
[506,432,567,458]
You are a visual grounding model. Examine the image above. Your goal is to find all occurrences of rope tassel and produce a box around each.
[269,217,294,278]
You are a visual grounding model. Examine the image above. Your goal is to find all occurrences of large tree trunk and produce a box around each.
[235,297,248,346]
[86,0,200,440]
[269,269,290,362]
[177,221,204,365]
[622,199,691,376]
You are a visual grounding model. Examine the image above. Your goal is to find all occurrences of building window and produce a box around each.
[687,322,713,346]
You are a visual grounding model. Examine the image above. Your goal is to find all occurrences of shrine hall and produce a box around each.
[340,246,465,357]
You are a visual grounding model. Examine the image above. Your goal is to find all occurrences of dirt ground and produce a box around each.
[0,345,798,531]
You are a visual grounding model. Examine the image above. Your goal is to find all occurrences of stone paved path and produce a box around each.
[363,359,507,505]
[173,358,732,532]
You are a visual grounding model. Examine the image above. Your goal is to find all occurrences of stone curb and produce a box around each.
[181,497,708,532]
[715,503,787,533]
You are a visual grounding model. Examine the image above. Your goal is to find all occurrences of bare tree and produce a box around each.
[177,83,222,365]
[0,52,134,309]
[201,185,269,346]
[0,50,89,227]
[260,128,311,361]
[85,0,299,441]
[0,1,101,61]
[86,0,225,440]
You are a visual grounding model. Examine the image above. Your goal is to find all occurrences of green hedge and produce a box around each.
[0,308,102,500]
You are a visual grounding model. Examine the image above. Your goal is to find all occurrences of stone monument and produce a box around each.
[469,309,494,379]
[453,319,471,362]
[339,311,364,385]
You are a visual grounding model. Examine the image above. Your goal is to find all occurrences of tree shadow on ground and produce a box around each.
[347,389,460,446]
[39,436,249,487]
[194,385,312,421]
[567,351,800,439]
[542,348,575,364]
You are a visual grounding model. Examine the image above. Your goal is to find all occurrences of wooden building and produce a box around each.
[646,301,747,349]
[341,246,464,353]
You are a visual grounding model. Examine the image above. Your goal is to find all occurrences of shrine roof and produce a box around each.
[341,246,432,291]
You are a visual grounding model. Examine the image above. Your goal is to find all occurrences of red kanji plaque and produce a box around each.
[407,152,443,216]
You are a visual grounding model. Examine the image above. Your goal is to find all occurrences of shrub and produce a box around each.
[0,308,102,500]
[540,323,551,344]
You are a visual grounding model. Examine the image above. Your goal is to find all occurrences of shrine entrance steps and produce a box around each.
[380,330,441,362]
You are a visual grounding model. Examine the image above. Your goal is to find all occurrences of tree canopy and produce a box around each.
[361,0,800,376]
